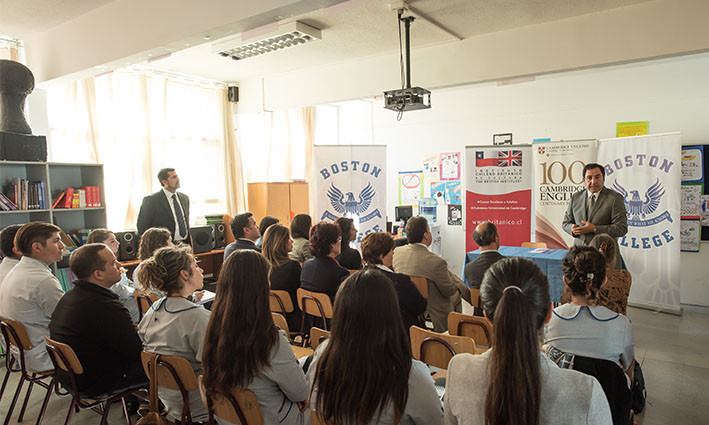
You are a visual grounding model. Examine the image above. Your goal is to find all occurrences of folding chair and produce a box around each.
[447,311,492,353]
[141,351,201,424]
[409,326,476,372]
[296,288,334,345]
[309,327,330,351]
[271,313,313,358]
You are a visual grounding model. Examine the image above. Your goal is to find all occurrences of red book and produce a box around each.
[52,192,66,209]
[63,187,75,209]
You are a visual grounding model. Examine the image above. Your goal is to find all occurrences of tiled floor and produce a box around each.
[2,304,708,424]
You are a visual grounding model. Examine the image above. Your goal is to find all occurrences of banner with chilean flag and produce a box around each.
[465,146,533,251]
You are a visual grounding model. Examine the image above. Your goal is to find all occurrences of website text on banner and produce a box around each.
[314,145,387,244]
[465,146,532,252]
[598,133,681,313]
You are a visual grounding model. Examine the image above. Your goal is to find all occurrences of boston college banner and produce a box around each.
[598,133,681,313]
[313,145,387,242]
[533,140,598,249]
[465,146,532,252]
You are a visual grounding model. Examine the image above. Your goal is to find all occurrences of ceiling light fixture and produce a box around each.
[213,21,321,61]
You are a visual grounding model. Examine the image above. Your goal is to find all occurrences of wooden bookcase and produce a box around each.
[247,182,309,225]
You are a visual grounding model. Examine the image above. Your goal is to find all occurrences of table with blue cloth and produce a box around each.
[464,246,567,302]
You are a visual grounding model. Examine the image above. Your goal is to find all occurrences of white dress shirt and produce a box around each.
[0,256,64,372]
[0,256,20,288]
[162,187,188,242]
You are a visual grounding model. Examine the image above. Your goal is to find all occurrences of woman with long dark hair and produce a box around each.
[308,269,443,425]
[334,217,362,270]
[202,250,309,425]
[444,257,612,425]
[289,214,313,262]
[262,224,302,330]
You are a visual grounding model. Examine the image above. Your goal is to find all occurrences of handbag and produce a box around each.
[137,353,175,425]
[631,360,647,414]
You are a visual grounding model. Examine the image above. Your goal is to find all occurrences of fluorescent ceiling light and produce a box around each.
[214,21,321,61]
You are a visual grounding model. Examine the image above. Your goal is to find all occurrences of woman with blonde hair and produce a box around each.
[262,224,302,330]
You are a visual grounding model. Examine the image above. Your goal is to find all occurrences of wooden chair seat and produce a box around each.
[447,311,492,353]
[141,351,198,424]
[199,375,263,425]
[521,241,547,249]
[409,326,476,370]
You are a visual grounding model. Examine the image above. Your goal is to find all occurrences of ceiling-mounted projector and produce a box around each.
[384,12,431,114]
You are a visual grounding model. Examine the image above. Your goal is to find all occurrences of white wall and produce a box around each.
[372,53,709,306]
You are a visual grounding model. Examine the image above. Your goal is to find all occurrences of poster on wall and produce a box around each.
[532,140,598,249]
[439,152,461,180]
[448,205,462,225]
[430,181,446,205]
[598,132,682,313]
[681,220,700,252]
[398,170,423,206]
[423,155,439,181]
[681,184,702,218]
[314,145,387,244]
[702,195,709,226]
[616,121,649,137]
[445,181,461,205]
[681,145,704,183]
[465,146,532,252]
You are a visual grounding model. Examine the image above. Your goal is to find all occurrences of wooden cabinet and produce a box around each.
[247,182,309,225]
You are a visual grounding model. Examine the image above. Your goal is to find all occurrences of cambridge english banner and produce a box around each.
[314,145,387,243]
[598,133,681,313]
[533,140,598,249]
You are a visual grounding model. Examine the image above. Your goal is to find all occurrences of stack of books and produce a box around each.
[52,186,101,209]
[205,214,226,225]
[1,179,47,210]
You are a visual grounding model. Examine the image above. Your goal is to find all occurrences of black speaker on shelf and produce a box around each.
[190,226,215,254]
[213,223,227,248]
[116,231,138,261]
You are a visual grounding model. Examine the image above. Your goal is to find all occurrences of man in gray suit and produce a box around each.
[393,216,470,332]
[562,163,628,265]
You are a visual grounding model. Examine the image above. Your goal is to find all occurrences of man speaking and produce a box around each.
[562,163,628,266]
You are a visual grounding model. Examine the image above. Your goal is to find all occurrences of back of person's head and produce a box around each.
[157,167,174,186]
[472,221,498,247]
[334,217,354,248]
[258,216,279,239]
[562,246,607,301]
[14,222,61,256]
[202,250,277,397]
[309,221,341,257]
[69,243,110,280]
[137,245,194,294]
[313,269,411,425]
[480,257,551,425]
[230,212,253,239]
[0,224,22,258]
[86,228,112,244]
[290,214,312,239]
[360,232,395,265]
[261,224,291,267]
[138,227,172,260]
[589,234,617,269]
[404,216,428,244]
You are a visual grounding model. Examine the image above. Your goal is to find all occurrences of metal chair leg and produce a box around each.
[35,377,55,425]
[3,375,26,425]
[18,378,36,421]
[63,399,76,425]
[99,399,117,425]
[121,397,132,425]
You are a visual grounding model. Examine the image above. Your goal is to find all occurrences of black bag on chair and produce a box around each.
[631,360,647,414]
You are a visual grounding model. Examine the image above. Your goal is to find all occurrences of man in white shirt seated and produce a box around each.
[0,224,22,287]
[0,222,65,372]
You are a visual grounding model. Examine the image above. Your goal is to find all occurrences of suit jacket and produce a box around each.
[136,190,191,244]
[270,260,302,330]
[300,256,349,301]
[562,186,628,245]
[392,243,466,332]
[335,246,362,270]
[464,250,504,290]
[223,239,260,261]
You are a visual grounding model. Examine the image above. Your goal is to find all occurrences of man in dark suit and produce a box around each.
[464,221,504,290]
[137,168,190,244]
[562,163,628,267]
[223,212,260,260]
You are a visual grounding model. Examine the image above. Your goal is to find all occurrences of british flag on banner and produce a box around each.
[498,150,522,167]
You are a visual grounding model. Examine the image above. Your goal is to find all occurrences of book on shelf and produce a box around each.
[1,179,47,211]
[53,186,101,209]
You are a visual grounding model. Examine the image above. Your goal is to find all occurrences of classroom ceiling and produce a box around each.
[0,0,114,39]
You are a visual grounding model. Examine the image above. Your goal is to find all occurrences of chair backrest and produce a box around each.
[45,336,83,375]
[271,312,290,334]
[572,356,632,425]
[409,276,428,299]
[447,312,493,347]
[409,326,476,370]
[141,351,198,392]
[224,214,236,245]
[269,290,293,315]
[296,288,334,321]
[310,327,330,350]
[521,241,547,248]
[469,288,481,309]
[0,318,32,350]
[135,292,160,322]
[198,375,263,425]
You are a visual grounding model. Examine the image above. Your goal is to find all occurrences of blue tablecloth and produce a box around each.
[464,246,567,302]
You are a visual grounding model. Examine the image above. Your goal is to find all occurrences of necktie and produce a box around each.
[587,194,596,218]
[172,194,187,238]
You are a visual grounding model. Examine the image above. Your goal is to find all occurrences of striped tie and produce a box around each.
[172,194,187,238]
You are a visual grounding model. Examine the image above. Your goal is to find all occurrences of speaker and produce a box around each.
[213,223,227,248]
[227,86,239,103]
[190,226,215,254]
[116,231,138,261]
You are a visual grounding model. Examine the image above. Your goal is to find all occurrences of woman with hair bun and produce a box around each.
[445,257,612,425]
[545,246,634,372]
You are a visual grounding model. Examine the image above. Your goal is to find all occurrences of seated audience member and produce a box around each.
[202,250,309,425]
[137,246,210,423]
[132,227,173,289]
[393,216,470,332]
[49,243,146,396]
[255,215,279,249]
[223,212,261,260]
[545,246,634,372]
[261,224,302,331]
[334,217,362,270]
[360,232,426,333]
[300,221,349,301]
[87,229,139,322]
[560,234,632,315]
[464,221,504,290]
[0,224,22,286]
[0,222,64,372]
[445,257,612,425]
[288,214,313,262]
[308,269,443,425]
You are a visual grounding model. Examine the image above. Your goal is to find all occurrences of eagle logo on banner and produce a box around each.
[612,178,670,225]
[327,182,375,216]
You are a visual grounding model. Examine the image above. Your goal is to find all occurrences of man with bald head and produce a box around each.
[464,221,504,290]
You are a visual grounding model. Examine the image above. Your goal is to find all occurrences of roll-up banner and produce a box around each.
[465,146,532,251]
[533,140,598,249]
[314,145,387,243]
[598,133,682,313]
